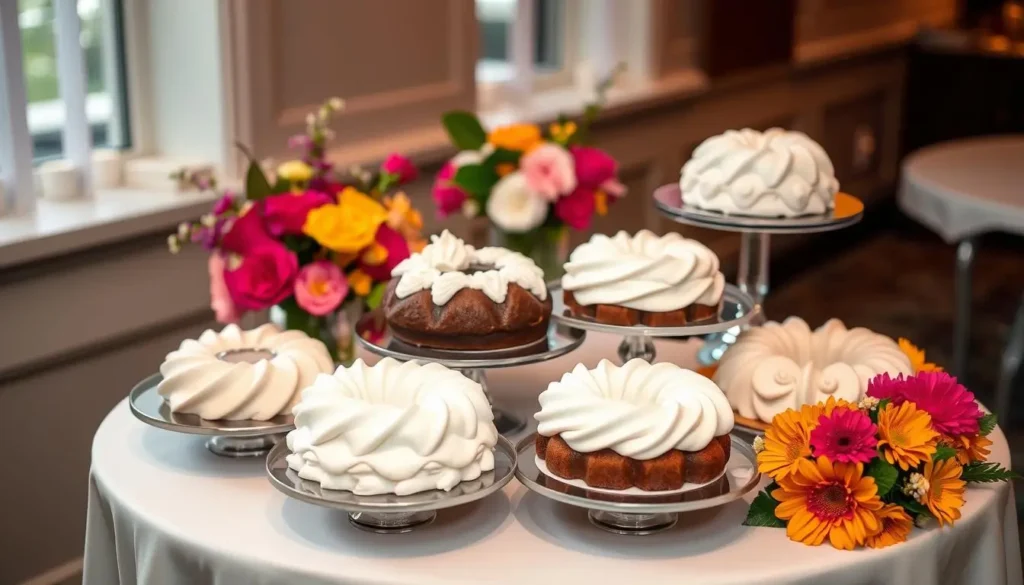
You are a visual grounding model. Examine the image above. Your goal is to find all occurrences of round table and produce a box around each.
[84,333,1022,585]
[899,136,1024,423]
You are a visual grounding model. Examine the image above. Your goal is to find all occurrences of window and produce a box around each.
[475,0,575,89]
[19,0,129,159]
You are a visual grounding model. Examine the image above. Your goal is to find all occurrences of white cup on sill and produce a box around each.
[92,149,123,188]
[38,159,83,201]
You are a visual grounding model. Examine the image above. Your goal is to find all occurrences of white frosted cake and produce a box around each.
[715,317,913,423]
[561,230,724,326]
[534,359,735,490]
[157,323,334,420]
[286,358,498,496]
[680,128,839,217]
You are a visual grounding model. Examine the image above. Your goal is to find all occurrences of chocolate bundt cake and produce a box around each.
[534,360,735,491]
[383,230,552,350]
[561,230,725,327]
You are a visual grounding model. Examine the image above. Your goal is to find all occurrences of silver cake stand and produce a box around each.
[129,374,292,458]
[550,282,759,364]
[652,184,865,365]
[266,436,516,533]
[355,320,586,435]
[516,434,760,535]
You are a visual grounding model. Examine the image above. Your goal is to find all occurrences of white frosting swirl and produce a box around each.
[392,230,547,304]
[286,358,498,496]
[715,317,913,422]
[535,359,734,458]
[680,128,839,217]
[561,230,725,312]
[157,324,334,420]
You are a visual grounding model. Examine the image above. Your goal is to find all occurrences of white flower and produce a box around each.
[176,222,191,239]
[200,214,216,228]
[167,235,180,254]
[486,171,548,233]
[462,199,480,218]
[858,396,880,411]
[903,473,930,504]
[328,97,345,110]
[451,143,496,169]
[752,435,765,454]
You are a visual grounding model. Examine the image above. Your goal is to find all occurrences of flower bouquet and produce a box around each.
[745,341,1016,550]
[432,73,625,277]
[168,98,425,363]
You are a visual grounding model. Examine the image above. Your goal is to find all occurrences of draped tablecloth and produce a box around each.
[84,333,1022,585]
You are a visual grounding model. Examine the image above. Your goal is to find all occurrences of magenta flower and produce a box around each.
[381,153,418,184]
[521,143,577,200]
[359,224,410,281]
[867,372,983,435]
[431,161,468,217]
[554,185,596,230]
[294,260,347,316]
[223,243,298,311]
[263,191,333,236]
[571,146,617,189]
[809,408,878,464]
[212,193,236,216]
[219,204,277,255]
[207,252,241,323]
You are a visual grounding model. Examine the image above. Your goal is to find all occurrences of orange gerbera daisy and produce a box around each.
[876,401,938,470]
[802,396,856,425]
[865,504,913,549]
[898,338,943,373]
[758,408,816,481]
[945,433,993,464]
[919,458,966,526]
[772,457,883,550]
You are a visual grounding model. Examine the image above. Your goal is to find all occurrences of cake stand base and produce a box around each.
[347,510,437,534]
[587,510,678,535]
[206,434,282,458]
[618,336,656,363]
[462,368,527,436]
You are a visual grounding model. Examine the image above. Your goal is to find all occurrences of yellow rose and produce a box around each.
[277,160,313,183]
[303,187,387,253]
[487,123,543,152]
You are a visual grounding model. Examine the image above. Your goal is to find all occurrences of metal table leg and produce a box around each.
[953,238,975,382]
[995,293,1024,427]
[698,231,769,365]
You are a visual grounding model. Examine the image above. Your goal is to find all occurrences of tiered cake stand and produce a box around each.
[652,184,865,364]
[129,373,291,458]
[355,320,587,435]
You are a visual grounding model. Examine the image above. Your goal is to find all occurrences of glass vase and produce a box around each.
[270,299,361,366]
[490,224,570,282]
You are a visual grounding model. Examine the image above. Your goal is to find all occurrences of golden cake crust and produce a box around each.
[562,290,721,327]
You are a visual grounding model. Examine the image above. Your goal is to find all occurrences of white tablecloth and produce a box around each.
[84,333,1023,585]
[899,135,1024,243]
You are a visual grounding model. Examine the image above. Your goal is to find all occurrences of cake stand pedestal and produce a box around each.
[128,374,292,458]
[266,436,517,533]
[515,434,760,535]
[653,184,865,365]
[355,321,586,435]
[550,283,759,364]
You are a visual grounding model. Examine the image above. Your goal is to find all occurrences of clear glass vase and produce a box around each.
[270,299,360,366]
[490,225,570,282]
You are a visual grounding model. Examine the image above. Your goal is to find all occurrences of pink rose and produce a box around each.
[207,252,241,323]
[359,224,411,281]
[381,153,418,184]
[294,260,348,316]
[571,146,618,190]
[263,191,333,236]
[554,186,596,230]
[223,243,299,311]
[520,143,577,200]
[432,161,468,217]
[219,204,277,255]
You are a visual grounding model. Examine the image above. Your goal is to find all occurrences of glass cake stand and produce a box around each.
[128,374,293,458]
[515,434,760,535]
[549,282,759,364]
[652,184,865,365]
[266,436,516,533]
[355,320,586,435]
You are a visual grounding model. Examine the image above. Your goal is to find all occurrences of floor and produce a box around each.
[765,203,1024,553]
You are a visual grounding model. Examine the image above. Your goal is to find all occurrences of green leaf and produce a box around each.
[961,461,1020,483]
[933,445,958,462]
[453,164,499,199]
[865,459,899,497]
[365,282,388,310]
[244,160,274,201]
[271,177,292,194]
[868,397,890,424]
[979,413,997,436]
[483,147,522,167]
[742,488,785,528]
[895,494,931,517]
[441,110,487,150]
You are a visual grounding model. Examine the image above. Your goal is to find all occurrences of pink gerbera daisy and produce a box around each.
[867,372,982,436]
[809,408,878,464]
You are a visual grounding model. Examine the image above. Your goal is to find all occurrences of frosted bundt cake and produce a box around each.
[680,128,839,217]
[383,230,551,350]
[286,358,498,496]
[715,317,913,423]
[157,323,334,420]
[561,230,725,326]
[534,359,734,490]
